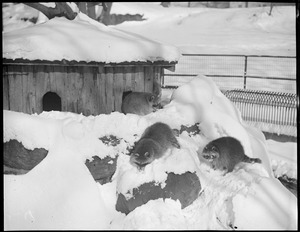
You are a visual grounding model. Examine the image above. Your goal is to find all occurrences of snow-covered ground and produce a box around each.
[4,75,297,230]
[3,3,296,56]
[111,2,296,56]
[3,2,297,230]
[111,2,297,96]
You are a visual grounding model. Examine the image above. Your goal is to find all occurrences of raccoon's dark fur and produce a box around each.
[130,122,180,170]
[121,80,162,116]
[121,91,157,115]
[201,136,261,173]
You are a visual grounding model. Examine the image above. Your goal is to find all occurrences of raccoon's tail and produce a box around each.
[244,156,262,164]
[170,136,180,149]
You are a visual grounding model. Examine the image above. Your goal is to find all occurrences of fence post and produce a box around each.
[243,56,248,89]
[161,68,165,87]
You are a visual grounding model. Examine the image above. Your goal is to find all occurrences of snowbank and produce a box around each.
[112,3,296,56]
[170,74,274,177]
[3,3,295,57]
[3,11,180,63]
[3,75,297,230]
[233,177,297,230]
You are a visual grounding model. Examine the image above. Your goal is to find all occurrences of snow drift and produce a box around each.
[112,3,296,56]
[3,74,297,230]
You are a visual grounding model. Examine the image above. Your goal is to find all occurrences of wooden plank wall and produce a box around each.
[3,65,9,110]
[3,64,164,116]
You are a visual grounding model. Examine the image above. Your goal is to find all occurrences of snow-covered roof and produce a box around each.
[2,12,180,64]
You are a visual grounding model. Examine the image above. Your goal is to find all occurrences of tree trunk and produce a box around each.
[269,3,274,16]
[98,2,113,25]
[77,2,87,14]
[161,2,170,7]
[77,2,101,20]
[87,5,96,20]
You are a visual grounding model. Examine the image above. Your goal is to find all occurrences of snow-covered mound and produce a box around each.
[170,75,274,176]
[112,3,296,55]
[3,3,295,56]
[3,75,297,230]
[2,11,180,63]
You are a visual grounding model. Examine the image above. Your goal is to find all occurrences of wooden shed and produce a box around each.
[2,59,176,115]
[2,12,179,116]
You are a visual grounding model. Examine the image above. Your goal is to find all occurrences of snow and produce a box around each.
[232,177,297,230]
[170,75,274,177]
[2,11,180,63]
[4,75,297,230]
[111,198,187,230]
[3,3,295,57]
[115,144,197,198]
[3,3,297,230]
[110,3,297,135]
[111,3,296,56]
[4,128,112,230]
[2,3,40,32]
[267,140,297,179]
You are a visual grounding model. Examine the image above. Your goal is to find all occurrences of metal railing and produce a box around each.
[162,54,297,136]
[163,54,296,93]
[223,89,298,126]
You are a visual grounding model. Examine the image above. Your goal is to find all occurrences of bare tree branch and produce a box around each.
[24,2,77,20]
[55,2,77,20]
[101,2,108,11]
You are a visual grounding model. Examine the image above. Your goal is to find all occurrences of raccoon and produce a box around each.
[130,122,180,170]
[121,80,162,116]
[201,136,261,173]
[121,91,157,115]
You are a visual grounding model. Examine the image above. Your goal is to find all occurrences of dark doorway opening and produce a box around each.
[42,92,62,111]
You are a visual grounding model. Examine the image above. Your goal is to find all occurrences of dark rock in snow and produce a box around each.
[277,175,297,197]
[3,139,48,171]
[99,135,121,146]
[85,155,118,185]
[115,171,201,215]
[179,123,201,136]
[172,123,201,138]
[3,165,30,175]
[3,138,118,185]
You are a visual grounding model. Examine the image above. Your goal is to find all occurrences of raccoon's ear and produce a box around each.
[172,129,180,137]
[148,95,155,102]
[211,145,218,152]
[211,146,219,158]
[144,152,151,158]
[134,153,140,157]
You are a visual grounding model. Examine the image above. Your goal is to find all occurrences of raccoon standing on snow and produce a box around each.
[130,122,180,170]
[200,136,262,173]
[121,80,161,116]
